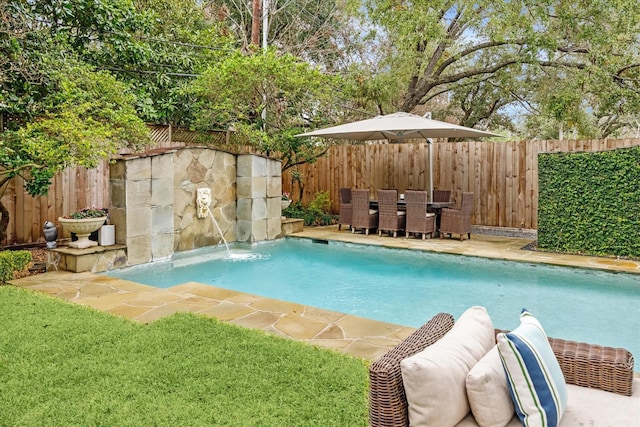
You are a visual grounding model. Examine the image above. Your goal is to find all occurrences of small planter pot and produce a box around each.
[58,217,107,249]
[98,224,116,246]
[281,200,292,219]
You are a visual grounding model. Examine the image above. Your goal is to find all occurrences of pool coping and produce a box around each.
[10,225,640,363]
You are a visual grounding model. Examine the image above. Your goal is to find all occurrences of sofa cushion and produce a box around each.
[497,309,568,427]
[401,306,494,427]
[456,378,640,427]
[466,346,515,427]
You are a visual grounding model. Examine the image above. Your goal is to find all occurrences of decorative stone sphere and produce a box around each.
[43,221,58,249]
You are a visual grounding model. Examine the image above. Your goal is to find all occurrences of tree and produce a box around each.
[0,1,150,243]
[111,0,237,125]
[208,0,359,70]
[191,49,343,170]
[357,0,640,137]
[2,0,236,127]
[0,57,150,241]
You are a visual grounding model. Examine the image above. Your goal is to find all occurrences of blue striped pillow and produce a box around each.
[496,309,568,427]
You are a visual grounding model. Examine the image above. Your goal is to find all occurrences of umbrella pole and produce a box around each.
[427,139,433,201]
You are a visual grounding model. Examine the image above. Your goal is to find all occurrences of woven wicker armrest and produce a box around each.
[368,313,455,427]
[495,329,635,396]
[548,336,635,396]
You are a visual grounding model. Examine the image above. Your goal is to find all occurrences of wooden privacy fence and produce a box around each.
[3,131,639,246]
[282,137,640,231]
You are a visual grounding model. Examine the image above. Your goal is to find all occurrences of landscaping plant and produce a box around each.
[283,191,336,226]
[0,250,32,284]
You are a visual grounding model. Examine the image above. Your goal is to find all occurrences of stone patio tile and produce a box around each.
[23,283,78,295]
[176,295,220,306]
[337,315,405,339]
[134,301,209,323]
[199,301,256,321]
[315,324,345,340]
[226,292,267,304]
[250,298,306,316]
[125,289,186,306]
[388,326,418,341]
[343,339,392,360]
[76,283,123,299]
[169,283,244,301]
[51,289,83,301]
[307,339,353,351]
[90,278,156,292]
[75,292,142,311]
[107,305,153,320]
[360,336,408,348]
[261,324,293,339]
[232,311,281,329]
[274,314,327,340]
[301,306,347,324]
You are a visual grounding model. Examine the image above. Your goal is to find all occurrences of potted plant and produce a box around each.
[58,208,108,249]
[281,192,292,210]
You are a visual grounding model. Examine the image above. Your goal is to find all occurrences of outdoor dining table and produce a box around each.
[368,199,454,232]
[368,199,454,211]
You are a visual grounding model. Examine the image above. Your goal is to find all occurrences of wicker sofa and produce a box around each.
[369,313,638,427]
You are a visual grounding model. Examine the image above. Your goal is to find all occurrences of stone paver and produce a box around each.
[10,225,640,362]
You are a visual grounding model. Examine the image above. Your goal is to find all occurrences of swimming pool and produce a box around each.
[105,238,640,360]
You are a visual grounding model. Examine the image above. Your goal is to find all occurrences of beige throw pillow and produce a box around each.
[466,345,515,427]
[400,306,495,427]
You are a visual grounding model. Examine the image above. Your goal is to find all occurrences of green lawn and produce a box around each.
[0,286,369,426]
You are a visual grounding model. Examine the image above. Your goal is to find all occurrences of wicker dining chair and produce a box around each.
[338,188,352,231]
[377,189,406,238]
[439,192,473,240]
[427,189,451,213]
[351,189,378,235]
[432,189,452,203]
[404,190,436,240]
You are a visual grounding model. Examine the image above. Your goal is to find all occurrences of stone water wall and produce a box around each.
[109,147,282,266]
[109,151,175,265]
[173,148,236,252]
[236,155,283,242]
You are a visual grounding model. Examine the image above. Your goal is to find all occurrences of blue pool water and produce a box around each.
[105,238,640,360]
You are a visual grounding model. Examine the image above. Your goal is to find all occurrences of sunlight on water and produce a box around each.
[104,238,640,361]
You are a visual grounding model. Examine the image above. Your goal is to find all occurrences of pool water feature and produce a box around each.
[105,238,640,360]
[205,205,259,261]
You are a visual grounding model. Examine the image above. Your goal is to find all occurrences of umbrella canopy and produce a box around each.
[295,112,500,200]
[295,112,501,140]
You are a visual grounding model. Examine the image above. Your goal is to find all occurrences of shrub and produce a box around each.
[283,191,336,226]
[0,250,33,283]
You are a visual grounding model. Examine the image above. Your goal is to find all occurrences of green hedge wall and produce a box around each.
[537,146,640,259]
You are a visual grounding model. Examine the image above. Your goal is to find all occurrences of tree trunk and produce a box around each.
[251,0,261,46]
[0,199,9,246]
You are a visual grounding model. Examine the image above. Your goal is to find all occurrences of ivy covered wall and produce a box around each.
[537,146,640,259]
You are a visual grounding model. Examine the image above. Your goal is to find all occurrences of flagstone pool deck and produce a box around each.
[11,225,640,362]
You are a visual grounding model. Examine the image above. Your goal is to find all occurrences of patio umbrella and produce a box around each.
[295,112,501,198]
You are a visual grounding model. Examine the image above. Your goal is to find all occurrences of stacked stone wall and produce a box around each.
[109,147,282,266]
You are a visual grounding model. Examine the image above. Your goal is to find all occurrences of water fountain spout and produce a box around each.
[206,206,231,255]
[205,205,257,261]
[196,188,212,219]
[199,188,258,261]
